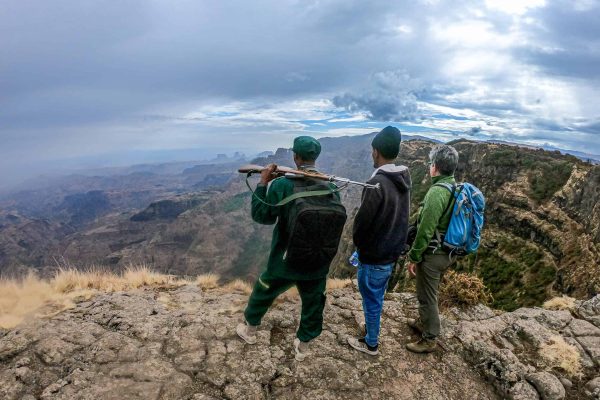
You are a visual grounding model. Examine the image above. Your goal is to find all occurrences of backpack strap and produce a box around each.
[245,173,347,207]
[433,183,457,219]
[430,183,458,249]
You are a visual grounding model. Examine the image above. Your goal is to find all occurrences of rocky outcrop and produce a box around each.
[55,190,112,226]
[1,285,599,399]
[130,194,211,222]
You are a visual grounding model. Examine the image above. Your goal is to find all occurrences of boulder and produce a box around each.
[526,372,565,400]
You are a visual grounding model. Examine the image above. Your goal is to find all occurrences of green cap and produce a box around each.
[292,136,321,161]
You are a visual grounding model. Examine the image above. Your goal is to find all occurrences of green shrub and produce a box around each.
[409,162,430,206]
[483,150,519,167]
[528,160,573,202]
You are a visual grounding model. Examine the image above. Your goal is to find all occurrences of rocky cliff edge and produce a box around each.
[1,283,599,399]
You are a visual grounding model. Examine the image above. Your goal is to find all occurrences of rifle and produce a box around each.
[238,164,380,189]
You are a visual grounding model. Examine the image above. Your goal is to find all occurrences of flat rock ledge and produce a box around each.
[0,285,599,399]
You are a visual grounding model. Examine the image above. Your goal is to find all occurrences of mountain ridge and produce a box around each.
[0,134,599,310]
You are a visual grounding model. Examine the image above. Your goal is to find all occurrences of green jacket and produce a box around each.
[251,168,340,280]
[408,175,456,263]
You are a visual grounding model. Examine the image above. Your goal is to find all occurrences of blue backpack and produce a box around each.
[434,182,485,256]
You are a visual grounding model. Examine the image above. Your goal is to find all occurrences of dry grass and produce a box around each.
[52,265,178,294]
[52,268,124,293]
[276,279,352,303]
[439,270,493,308]
[223,279,253,295]
[543,296,576,311]
[327,278,352,291]
[279,286,299,301]
[0,273,88,329]
[123,265,175,288]
[196,273,220,290]
[0,268,354,329]
[1,267,187,329]
[538,335,583,377]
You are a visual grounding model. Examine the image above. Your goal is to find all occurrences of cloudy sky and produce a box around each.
[2,0,600,187]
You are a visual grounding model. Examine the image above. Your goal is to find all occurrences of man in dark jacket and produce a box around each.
[347,126,411,356]
[236,136,341,362]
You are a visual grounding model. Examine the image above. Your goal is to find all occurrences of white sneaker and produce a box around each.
[293,338,310,361]
[236,322,257,344]
[347,336,379,356]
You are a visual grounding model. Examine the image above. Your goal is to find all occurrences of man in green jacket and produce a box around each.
[405,144,459,353]
[236,136,340,362]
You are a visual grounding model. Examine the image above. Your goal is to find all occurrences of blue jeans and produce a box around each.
[357,262,394,347]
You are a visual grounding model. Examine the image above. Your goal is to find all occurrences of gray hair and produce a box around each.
[429,144,459,175]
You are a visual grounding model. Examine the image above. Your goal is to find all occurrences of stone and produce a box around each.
[526,372,565,400]
[569,319,600,337]
[509,381,540,400]
[585,377,600,397]
[559,377,572,389]
[191,394,221,400]
[577,336,600,366]
[0,331,33,362]
[35,337,77,365]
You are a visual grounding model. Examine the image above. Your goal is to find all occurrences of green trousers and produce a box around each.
[416,252,454,339]
[244,272,327,342]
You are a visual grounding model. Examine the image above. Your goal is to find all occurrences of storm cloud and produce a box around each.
[2,0,600,188]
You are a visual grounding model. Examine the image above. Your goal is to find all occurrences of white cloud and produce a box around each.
[484,0,546,15]
[2,0,600,187]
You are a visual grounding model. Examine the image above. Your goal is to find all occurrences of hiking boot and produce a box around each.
[347,337,379,356]
[236,322,258,345]
[293,338,310,361]
[405,338,437,353]
[407,318,424,334]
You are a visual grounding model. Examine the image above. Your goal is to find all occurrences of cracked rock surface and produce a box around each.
[0,285,599,399]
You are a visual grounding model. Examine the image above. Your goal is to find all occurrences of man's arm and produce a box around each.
[407,186,449,263]
[250,163,283,225]
[352,180,383,247]
[251,184,278,224]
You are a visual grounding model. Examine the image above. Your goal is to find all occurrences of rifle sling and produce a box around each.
[245,172,344,207]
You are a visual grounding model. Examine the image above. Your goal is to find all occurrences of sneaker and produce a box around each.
[407,318,424,334]
[405,338,437,353]
[236,322,258,345]
[347,337,379,356]
[293,338,310,361]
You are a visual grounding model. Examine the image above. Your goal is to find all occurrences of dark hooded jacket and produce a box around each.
[353,164,411,265]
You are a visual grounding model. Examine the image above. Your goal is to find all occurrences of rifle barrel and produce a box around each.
[238,164,379,189]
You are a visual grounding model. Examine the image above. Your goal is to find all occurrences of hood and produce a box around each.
[373,164,411,192]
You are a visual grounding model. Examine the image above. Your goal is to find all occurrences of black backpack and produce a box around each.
[283,179,347,270]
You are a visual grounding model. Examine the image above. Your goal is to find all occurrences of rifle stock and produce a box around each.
[238,164,323,178]
[238,164,380,189]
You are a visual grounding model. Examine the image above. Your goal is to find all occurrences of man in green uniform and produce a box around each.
[236,136,340,361]
[405,144,459,353]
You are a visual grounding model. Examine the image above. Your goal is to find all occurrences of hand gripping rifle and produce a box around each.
[238,164,380,189]
[238,164,380,207]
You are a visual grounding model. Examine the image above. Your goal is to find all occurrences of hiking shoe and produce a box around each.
[407,318,424,334]
[347,337,379,356]
[293,338,310,361]
[405,338,437,353]
[236,322,258,345]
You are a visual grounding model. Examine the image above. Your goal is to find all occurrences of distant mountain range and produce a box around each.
[0,132,599,311]
[487,140,600,163]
